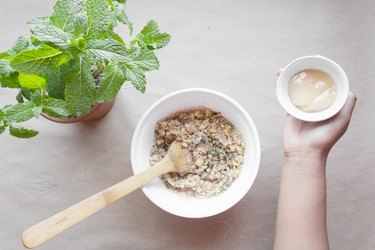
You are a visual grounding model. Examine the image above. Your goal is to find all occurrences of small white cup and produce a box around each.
[276,55,349,122]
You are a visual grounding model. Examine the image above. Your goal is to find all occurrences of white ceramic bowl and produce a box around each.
[276,55,349,122]
[131,88,261,218]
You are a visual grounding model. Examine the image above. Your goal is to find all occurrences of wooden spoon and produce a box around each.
[22,141,192,249]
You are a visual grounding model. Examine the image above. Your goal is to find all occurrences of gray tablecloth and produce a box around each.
[1,0,374,249]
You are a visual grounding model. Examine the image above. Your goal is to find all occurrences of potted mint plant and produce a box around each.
[0,0,170,138]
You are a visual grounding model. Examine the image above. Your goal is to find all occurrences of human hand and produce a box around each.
[283,92,357,159]
[278,69,357,159]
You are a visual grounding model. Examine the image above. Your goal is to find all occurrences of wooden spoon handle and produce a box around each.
[22,159,173,249]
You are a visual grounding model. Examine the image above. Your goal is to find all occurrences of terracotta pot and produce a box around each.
[41,99,116,123]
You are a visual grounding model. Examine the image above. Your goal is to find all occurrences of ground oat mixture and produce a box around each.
[150,108,245,198]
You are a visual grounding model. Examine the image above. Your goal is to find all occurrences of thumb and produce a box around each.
[277,68,284,77]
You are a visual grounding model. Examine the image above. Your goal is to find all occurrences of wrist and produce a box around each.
[284,150,328,162]
[283,150,328,172]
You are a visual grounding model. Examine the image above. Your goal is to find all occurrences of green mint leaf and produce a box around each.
[116,48,159,93]
[30,37,43,47]
[4,102,41,123]
[1,105,13,113]
[136,20,170,50]
[120,62,146,93]
[18,73,47,90]
[0,52,8,59]
[9,125,39,138]
[28,16,51,27]
[72,12,88,37]
[113,1,133,35]
[0,126,5,135]
[51,0,85,32]
[70,37,88,53]
[30,25,71,47]
[84,0,111,38]
[0,72,21,88]
[46,66,66,99]
[125,48,159,71]
[0,115,5,133]
[105,30,125,45]
[96,63,125,103]
[11,47,70,75]
[0,112,5,130]
[138,20,158,37]
[0,109,5,128]
[64,55,96,116]
[0,59,15,76]
[16,91,24,103]
[42,98,71,118]
[34,106,43,117]
[30,91,42,106]
[6,36,30,56]
[86,39,128,61]
[21,88,32,101]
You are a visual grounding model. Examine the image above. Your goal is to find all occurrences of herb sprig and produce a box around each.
[0,0,170,138]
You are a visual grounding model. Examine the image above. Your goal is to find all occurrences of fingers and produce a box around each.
[276,68,284,89]
[337,92,357,122]
[277,68,284,77]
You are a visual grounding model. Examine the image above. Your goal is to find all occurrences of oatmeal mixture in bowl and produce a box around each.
[150,108,246,198]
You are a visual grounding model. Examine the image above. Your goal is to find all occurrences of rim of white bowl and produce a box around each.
[130,88,261,218]
[276,55,349,122]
